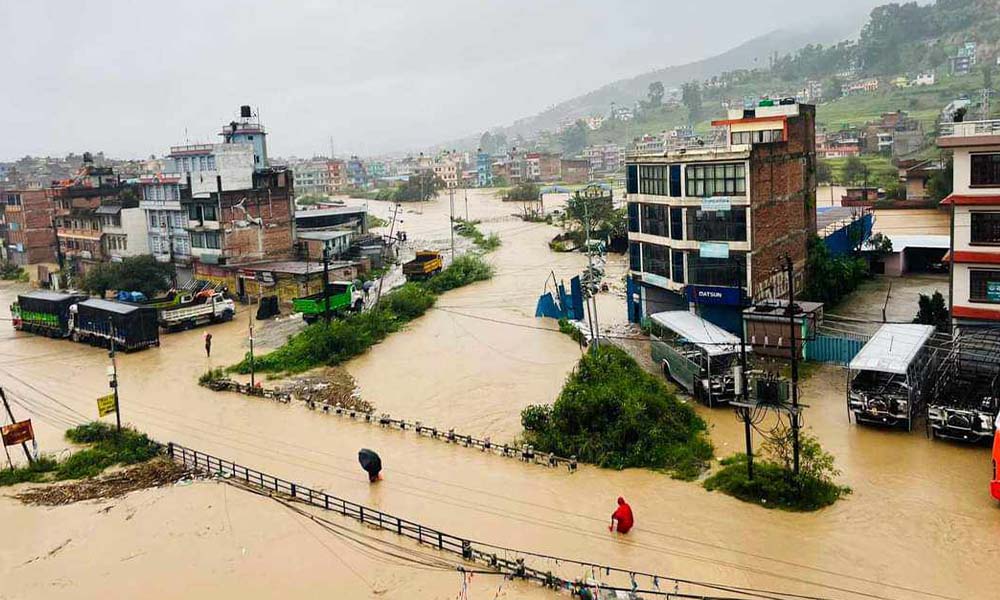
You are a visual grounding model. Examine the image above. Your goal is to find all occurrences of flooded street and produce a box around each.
[2,190,999,600]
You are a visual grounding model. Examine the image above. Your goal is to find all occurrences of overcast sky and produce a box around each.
[0,0,886,161]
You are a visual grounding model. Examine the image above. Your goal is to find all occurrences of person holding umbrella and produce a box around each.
[358,448,382,483]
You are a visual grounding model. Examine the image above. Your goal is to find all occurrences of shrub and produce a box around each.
[453,219,502,252]
[1,260,25,281]
[520,345,713,479]
[0,457,59,487]
[423,255,494,294]
[199,368,227,385]
[557,318,585,344]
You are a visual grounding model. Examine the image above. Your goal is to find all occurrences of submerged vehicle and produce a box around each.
[292,282,364,324]
[402,250,443,280]
[11,291,89,337]
[648,311,745,407]
[70,299,160,351]
[159,292,235,331]
[926,330,1000,443]
[847,324,937,431]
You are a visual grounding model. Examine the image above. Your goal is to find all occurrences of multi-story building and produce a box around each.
[166,143,255,196]
[2,189,58,265]
[841,78,880,96]
[625,101,818,332]
[292,160,332,197]
[938,117,1000,329]
[950,42,977,76]
[220,105,269,169]
[140,174,191,264]
[346,156,367,188]
[560,159,590,184]
[476,151,493,187]
[51,164,125,274]
[584,144,625,175]
[327,159,346,192]
[433,154,462,188]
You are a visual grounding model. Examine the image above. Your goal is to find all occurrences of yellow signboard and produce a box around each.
[97,394,117,417]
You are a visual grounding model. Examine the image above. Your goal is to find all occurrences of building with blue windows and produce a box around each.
[476,151,493,187]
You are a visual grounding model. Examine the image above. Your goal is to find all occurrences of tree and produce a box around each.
[984,63,994,92]
[646,81,664,109]
[81,255,175,298]
[502,182,540,202]
[914,291,949,331]
[842,156,869,185]
[865,232,893,255]
[816,159,833,184]
[559,120,589,157]
[394,171,444,202]
[926,156,953,202]
[681,82,702,124]
[822,77,843,103]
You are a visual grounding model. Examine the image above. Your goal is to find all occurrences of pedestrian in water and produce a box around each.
[358,448,382,483]
[609,496,633,534]
[204,332,212,357]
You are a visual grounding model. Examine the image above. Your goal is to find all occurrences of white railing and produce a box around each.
[939,120,1000,137]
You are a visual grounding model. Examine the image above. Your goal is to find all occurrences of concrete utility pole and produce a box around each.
[464,187,469,221]
[0,387,32,464]
[374,202,402,308]
[784,255,801,476]
[322,243,332,324]
[582,194,600,345]
[248,297,256,389]
[449,187,456,261]
[108,319,121,433]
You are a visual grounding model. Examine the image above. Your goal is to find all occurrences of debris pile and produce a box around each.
[275,367,374,413]
[14,458,194,506]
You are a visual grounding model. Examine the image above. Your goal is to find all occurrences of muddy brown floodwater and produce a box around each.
[1,189,999,600]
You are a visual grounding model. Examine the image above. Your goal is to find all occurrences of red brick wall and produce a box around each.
[749,105,817,300]
[218,173,295,262]
[4,189,57,264]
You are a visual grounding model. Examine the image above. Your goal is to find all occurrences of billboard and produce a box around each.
[2,419,34,446]
[686,285,743,306]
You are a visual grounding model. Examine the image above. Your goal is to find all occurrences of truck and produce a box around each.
[159,292,235,331]
[403,250,443,280]
[926,330,1000,443]
[11,291,89,337]
[117,289,195,309]
[70,299,160,351]
[292,282,364,324]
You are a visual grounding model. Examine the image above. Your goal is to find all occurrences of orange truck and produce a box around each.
[402,250,443,280]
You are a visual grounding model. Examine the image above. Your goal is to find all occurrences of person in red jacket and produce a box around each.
[609,496,634,534]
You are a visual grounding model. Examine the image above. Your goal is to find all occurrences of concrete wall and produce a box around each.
[952,144,1000,195]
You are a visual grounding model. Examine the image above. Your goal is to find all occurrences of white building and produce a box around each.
[292,160,332,196]
[914,72,936,86]
[98,204,148,261]
[938,118,1000,329]
[166,143,255,196]
[139,175,190,263]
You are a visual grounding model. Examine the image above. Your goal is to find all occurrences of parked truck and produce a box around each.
[70,299,160,351]
[292,282,364,324]
[926,330,1000,443]
[159,292,235,331]
[11,291,89,337]
[403,250,443,280]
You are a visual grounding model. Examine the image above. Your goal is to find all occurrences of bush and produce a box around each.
[557,318,585,344]
[453,219,502,252]
[801,235,868,308]
[0,457,59,487]
[423,255,494,294]
[382,283,436,320]
[199,368,227,386]
[520,345,713,479]
[703,427,851,511]
[1,260,25,281]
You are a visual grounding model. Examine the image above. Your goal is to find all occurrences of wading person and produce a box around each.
[609,496,633,534]
[358,448,382,483]
[204,332,212,357]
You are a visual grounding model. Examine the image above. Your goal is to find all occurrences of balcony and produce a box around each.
[938,120,1000,148]
[57,228,103,241]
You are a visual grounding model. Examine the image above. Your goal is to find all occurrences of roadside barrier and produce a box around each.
[165,442,774,600]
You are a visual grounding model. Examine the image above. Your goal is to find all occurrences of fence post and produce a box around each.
[438,531,443,550]
[166,442,173,459]
[324,494,329,510]
[290,482,296,498]
[360,506,365,524]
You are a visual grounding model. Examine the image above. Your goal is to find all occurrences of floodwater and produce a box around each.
[2,189,999,600]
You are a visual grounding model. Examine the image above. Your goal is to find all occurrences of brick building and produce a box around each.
[625,101,817,332]
[2,188,58,266]
[560,159,591,184]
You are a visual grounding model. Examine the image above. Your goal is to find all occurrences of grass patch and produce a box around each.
[704,427,851,511]
[229,256,494,376]
[0,422,161,487]
[454,219,502,251]
[557,318,585,345]
[199,367,227,386]
[520,345,714,480]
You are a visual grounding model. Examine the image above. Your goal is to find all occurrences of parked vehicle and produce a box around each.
[11,291,88,338]
[847,324,937,431]
[926,330,1000,443]
[292,282,364,324]
[403,251,443,280]
[118,289,195,309]
[992,414,1000,501]
[70,299,160,351]
[159,292,235,331]
[648,311,745,407]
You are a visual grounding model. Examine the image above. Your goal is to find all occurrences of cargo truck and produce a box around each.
[292,282,364,324]
[11,291,89,337]
[926,330,1000,443]
[159,292,235,331]
[403,251,443,280]
[70,299,160,351]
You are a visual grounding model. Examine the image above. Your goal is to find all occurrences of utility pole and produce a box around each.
[0,387,32,464]
[737,262,753,480]
[784,255,801,476]
[464,187,469,221]
[449,186,456,261]
[108,319,121,433]
[582,194,600,344]
[322,243,332,324]
[248,301,256,388]
[374,201,402,307]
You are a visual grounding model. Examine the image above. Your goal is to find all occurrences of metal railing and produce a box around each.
[939,119,1000,137]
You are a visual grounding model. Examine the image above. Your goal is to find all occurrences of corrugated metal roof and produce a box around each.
[866,234,949,252]
[79,298,143,315]
[849,324,935,374]
[649,311,742,356]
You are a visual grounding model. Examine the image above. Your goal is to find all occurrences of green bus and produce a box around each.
[648,311,745,407]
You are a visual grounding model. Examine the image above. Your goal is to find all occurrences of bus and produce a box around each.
[847,324,937,431]
[648,311,745,407]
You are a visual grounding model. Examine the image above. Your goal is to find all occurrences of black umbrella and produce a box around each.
[358,448,382,481]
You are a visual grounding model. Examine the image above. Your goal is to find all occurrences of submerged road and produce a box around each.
[2,190,998,599]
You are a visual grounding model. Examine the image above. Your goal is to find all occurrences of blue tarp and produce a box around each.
[824,213,873,256]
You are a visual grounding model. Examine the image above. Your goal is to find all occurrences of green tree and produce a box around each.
[802,235,869,307]
[914,291,949,331]
[681,82,702,123]
[984,62,994,91]
[646,81,664,109]
[842,155,869,185]
[926,156,953,202]
[502,182,540,202]
[394,171,444,202]
[816,159,833,184]
[822,77,843,102]
[559,120,589,156]
[81,255,175,298]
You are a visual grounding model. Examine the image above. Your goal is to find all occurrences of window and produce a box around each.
[629,242,641,271]
[205,232,221,249]
[688,207,747,241]
[688,253,747,287]
[971,212,1000,245]
[5,194,21,206]
[202,204,218,221]
[669,165,681,197]
[191,232,205,248]
[685,163,746,196]
[970,270,1000,303]
[971,153,1000,187]
[627,203,640,233]
[188,204,200,221]
[731,129,784,145]
[671,249,684,284]
[626,165,638,194]
[669,207,683,240]
[638,165,670,196]
[640,243,669,278]
[640,204,668,237]
[150,214,158,228]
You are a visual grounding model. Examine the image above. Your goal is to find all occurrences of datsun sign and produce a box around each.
[686,285,743,306]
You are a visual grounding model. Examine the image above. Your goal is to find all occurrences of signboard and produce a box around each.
[700,196,731,212]
[988,281,1000,302]
[642,273,670,289]
[699,242,730,259]
[578,184,610,200]
[2,419,34,447]
[97,393,117,417]
[255,271,275,285]
[686,285,744,306]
